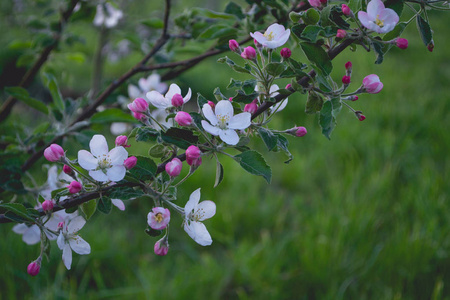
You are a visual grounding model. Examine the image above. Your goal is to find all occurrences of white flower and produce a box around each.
[93,2,123,28]
[57,216,91,270]
[78,135,128,182]
[358,0,399,34]
[250,23,291,49]
[111,199,125,211]
[201,100,251,145]
[255,84,288,114]
[183,188,216,246]
[146,83,192,110]
[12,224,41,245]
[139,73,168,94]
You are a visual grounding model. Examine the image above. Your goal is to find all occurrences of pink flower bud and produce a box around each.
[154,237,169,256]
[133,112,145,121]
[355,111,366,121]
[244,99,258,114]
[124,156,137,169]
[280,47,292,59]
[27,259,41,276]
[229,39,239,52]
[127,98,148,113]
[115,135,130,148]
[207,101,215,109]
[395,38,408,50]
[147,207,171,230]
[336,29,347,39]
[341,4,351,16]
[171,93,184,107]
[165,158,182,177]
[186,145,202,167]
[285,83,292,90]
[41,200,54,212]
[295,126,307,137]
[345,61,352,70]
[68,181,82,194]
[344,95,358,101]
[63,165,73,175]
[57,222,64,230]
[362,74,383,94]
[229,97,233,102]
[44,144,65,162]
[342,75,351,85]
[241,46,256,60]
[175,111,192,126]
[308,0,321,7]
[427,41,434,52]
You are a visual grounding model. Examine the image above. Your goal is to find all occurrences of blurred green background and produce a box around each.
[1,0,449,299]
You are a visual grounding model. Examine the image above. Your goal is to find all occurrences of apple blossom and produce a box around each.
[147,207,171,230]
[186,145,202,167]
[44,144,65,162]
[27,258,41,276]
[241,46,256,60]
[362,74,383,94]
[358,0,399,34]
[165,158,182,177]
[127,97,148,113]
[244,99,258,114]
[183,188,216,246]
[111,199,126,211]
[124,156,137,170]
[250,23,290,49]
[255,84,289,114]
[154,237,169,256]
[175,111,193,126]
[93,2,123,28]
[201,100,251,145]
[57,216,91,270]
[78,135,128,182]
[138,73,167,94]
[146,83,192,110]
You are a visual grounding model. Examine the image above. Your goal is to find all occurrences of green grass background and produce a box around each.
[0,1,449,299]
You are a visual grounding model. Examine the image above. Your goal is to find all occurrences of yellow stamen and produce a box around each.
[263,31,275,41]
[375,15,384,27]
[155,213,163,223]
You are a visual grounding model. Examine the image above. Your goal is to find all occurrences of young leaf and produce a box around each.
[97,196,112,214]
[416,14,433,47]
[214,161,224,188]
[128,156,157,181]
[108,186,144,200]
[197,93,208,108]
[300,42,333,76]
[265,62,286,77]
[258,127,278,151]
[274,133,293,163]
[217,56,251,74]
[319,97,341,139]
[161,128,199,149]
[5,87,48,115]
[235,150,272,183]
[135,127,159,142]
[81,200,97,220]
[42,73,65,113]
[305,91,324,114]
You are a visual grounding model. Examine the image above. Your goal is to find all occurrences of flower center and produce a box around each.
[154,213,164,223]
[98,154,111,171]
[264,31,275,41]
[216,113,230,130]
[375,15,384,27]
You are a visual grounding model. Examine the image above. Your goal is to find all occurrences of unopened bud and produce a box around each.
[427,41,434,52]
[341,4,351,16]
[280,47,292,59]
[127,98,148,113]
[63,165,73,175]
[27,258,41,276]
[395,38,408,49]
[124,156,137,169]
[42,200,54,212]
[115,135,130,148]
[165,158,182,177]
[244,99,258,114]
[171,93,184,107]
[241,46,256,60]
[342,75,351,85]
[229,39,239,52]
[285,83,292,90]
[207,101,215,109]
[44,144,65,162]
[336,29,347,39]
[154,237,169,256]
[355,111,366,121]
[175,111,192,126]
[68,181,82,194]
[294,126,308,137]
[186,145,202,167]
[133,112,145,121]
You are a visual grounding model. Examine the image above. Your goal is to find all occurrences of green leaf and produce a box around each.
[214,161,224,188]
[258,127,278,151]
[304,8,321,25]
[192,8,237,20]
[225,2,245,19]
[91,108,137,124]
[348,0,362,13]
[135,127,159,142]
[145,228,163,237]
[197,93,208,108]
[5,87,48,114]
[190,112,204,130]
[274,133,293,163]
[383,22,407,41]
[235,150,272,183]
[291,24,307,39]
[81,200,97,220]
[129,156,157,181]
[149,144,166,158]
[305,91,324,114]
[265,62,286,77]
[42,73,65,113]
[161,128,199,149]
[213,87,228,101]
[141,18,164,29]
[300,25,324,42]
[232,90,259,104]
[97,196,112,214]
[416,14,433,47]
[372,40,385,64]
[198,24,237,40]
[16,53,35,67]
[0,203,34,222]
[319,97,341,139]
[108,186,144,200]
[217,56,251,74]
[385,0,404,17]
[300,42,332,76]
[330,7,350,29]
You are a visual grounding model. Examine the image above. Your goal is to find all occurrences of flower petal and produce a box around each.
[62,243,72,270]
[185,188,201,216]
[250,32,266,45]
[183,88,192,103]
[270,99,288,113]
[358,12,376,31]
[12,223,28,234]
[89,170,109,182]
[78,150,98,171]
[22,225,41,245]
[215,100,234,122]
[111,199,125,211]
[219,129,240,145]
[128,84,142,99]
[201,120,221,136]
[146,91,169,109]
[202,103,218,125]
[164,83,182,101]
[228,112,251,130]
[196,200,216,221]
[106,165,126,182]
[108,146,128,165]
[67,216,86,233]
[367,0,384,18]
[57,232,65,250]
[185,221,212,246]
[90,135,109,157]
[69,236,91,255]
